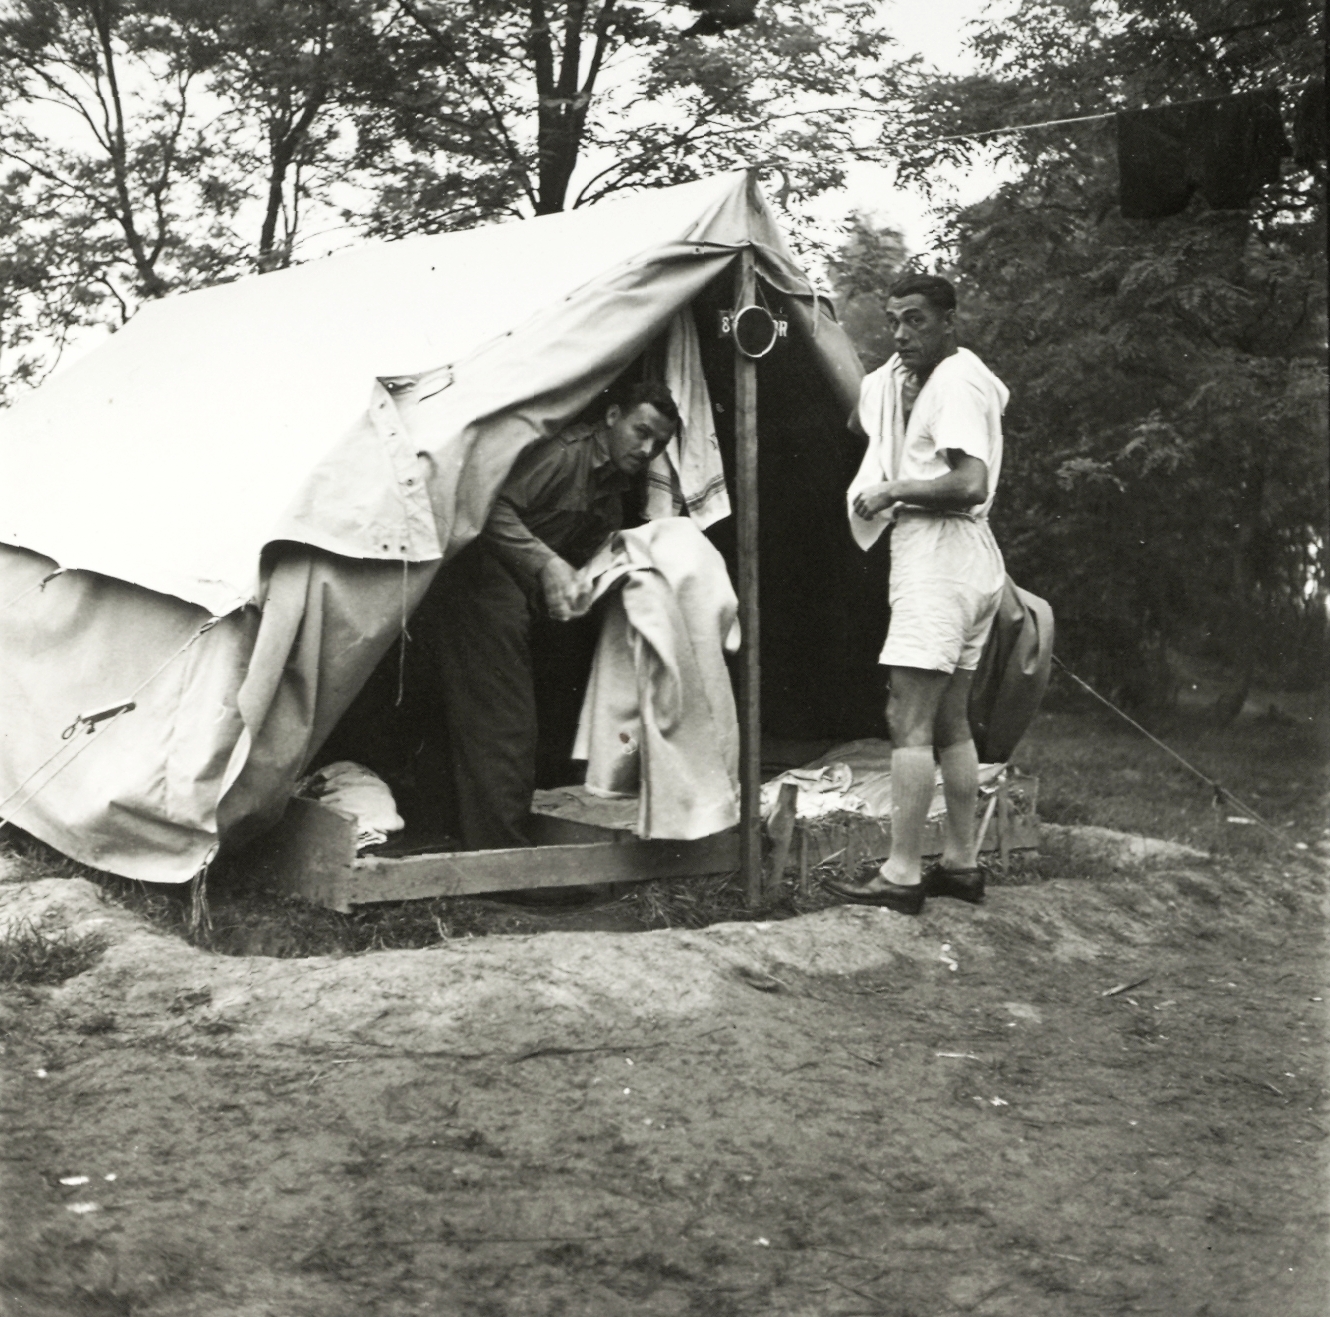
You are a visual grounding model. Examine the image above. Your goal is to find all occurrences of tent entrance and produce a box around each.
[255,256,890,908]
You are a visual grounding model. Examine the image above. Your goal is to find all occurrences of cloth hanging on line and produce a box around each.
[645,307,731,529]
[1116,89,1290,219]
[573,518,741,840]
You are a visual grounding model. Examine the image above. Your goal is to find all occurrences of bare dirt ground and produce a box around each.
[2,820,1327,1317]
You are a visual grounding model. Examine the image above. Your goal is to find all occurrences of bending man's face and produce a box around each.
[605,402,676,476]
[885,294,954,376]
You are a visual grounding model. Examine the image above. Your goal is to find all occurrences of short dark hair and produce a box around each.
[887,273,957,314]
[618,379,680,432]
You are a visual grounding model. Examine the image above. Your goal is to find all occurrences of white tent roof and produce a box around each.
[0,174,746,615]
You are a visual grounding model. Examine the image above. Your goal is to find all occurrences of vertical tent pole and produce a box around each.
[734,246,763,906]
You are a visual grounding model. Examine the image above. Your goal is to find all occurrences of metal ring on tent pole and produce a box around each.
[731,305,780,359]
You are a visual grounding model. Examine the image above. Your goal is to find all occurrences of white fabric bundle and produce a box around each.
[574,519,741,839]
[297,760,404,850]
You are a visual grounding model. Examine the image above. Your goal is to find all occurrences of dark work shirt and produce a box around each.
[481,420,630,586]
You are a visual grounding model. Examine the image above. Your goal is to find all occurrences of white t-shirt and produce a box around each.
[847,347,1010,551]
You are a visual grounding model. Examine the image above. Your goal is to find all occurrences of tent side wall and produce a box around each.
[0,546,257,880]
[214,551,442,854]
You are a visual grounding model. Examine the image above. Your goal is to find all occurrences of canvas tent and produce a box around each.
[0,171,889,891]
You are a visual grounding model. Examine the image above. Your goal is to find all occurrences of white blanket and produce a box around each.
[574,519,740,839]
[297,760,404,851]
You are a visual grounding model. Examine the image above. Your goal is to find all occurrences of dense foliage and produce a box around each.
[0,0,891,395]
[837,0,1327,708]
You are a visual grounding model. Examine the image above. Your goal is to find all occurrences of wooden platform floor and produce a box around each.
[239,775,1037,913]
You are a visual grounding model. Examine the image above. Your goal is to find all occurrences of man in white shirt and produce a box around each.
[830,274,1009,915]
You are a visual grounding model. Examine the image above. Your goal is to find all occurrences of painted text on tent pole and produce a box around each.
[734,245,763,906]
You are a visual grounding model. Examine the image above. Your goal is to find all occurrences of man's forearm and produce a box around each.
[888,468,985,510]
[481,498,556,585]
[852,455,988,521]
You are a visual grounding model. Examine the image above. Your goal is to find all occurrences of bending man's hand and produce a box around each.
[540,556,593,622]
[852,481,899,520]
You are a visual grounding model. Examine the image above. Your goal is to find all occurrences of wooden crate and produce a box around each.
[795,775,1040,872]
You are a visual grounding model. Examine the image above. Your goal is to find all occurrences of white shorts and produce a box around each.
[881,512,1005,674]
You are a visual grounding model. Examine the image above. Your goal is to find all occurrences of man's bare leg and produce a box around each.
[935,668,980,871]
[873,666,950,889]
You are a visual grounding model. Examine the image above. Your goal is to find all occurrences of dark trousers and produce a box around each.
[415,545,537,851]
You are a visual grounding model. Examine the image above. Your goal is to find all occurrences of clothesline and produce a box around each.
[929,110,1116,144]
[837,87,1291,219]
[826,87,1285,149]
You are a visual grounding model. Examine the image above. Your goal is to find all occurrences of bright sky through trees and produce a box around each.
[802,0,1016,255]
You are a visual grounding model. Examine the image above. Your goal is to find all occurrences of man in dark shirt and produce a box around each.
[422,381,680,849]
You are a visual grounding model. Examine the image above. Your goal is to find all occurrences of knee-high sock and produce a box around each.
[882,746,936,885]
[938,739,981,869]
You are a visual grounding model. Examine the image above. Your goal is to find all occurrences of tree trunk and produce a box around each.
[530,0,611,213]
[257,93,327,267]
[534,95,590,213]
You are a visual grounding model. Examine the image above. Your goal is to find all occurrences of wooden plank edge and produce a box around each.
[343,833,742,905]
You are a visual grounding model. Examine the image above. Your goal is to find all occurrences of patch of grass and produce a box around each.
[628,870,751,929]
[625,861,848,930]
[0,918,108,986]
[90,873,520,959]
[1011,701,1328,861]
[0,825,103,885]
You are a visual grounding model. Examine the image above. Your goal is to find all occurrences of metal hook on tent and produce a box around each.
[62,700,138,740]
[0,566,68,617]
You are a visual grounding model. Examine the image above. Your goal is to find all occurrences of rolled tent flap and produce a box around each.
[215,552,443,854]
[0,171,868,883]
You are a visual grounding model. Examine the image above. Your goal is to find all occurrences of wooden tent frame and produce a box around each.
[244,247,1037,912]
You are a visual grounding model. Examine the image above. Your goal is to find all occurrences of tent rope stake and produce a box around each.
[189,852,216,936]
[1051,655,1291,848]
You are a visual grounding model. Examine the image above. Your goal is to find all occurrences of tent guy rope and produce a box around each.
[1050,655,1290,847]
[0,567,66,616]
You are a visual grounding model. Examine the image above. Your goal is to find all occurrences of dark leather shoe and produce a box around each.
[921,861,987,905]
[824,875,925,915]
